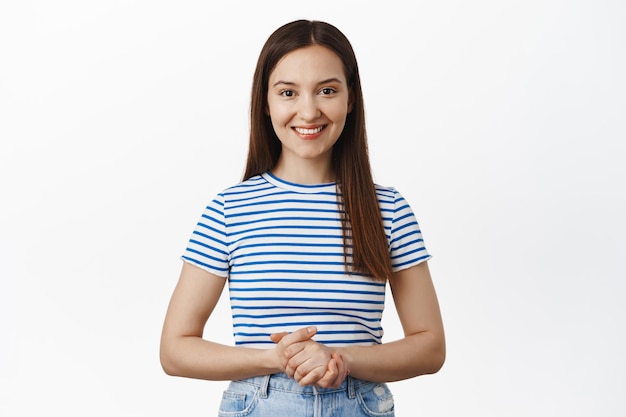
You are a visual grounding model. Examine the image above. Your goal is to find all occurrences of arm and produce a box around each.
[338,261,445,382]
[159,262,318,381]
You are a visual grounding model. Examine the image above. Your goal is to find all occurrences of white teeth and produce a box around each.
[295,126,323,135]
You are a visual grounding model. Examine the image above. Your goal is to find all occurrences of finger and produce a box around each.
[292,355,317,382]
[280,326,317,346]
[270,332,288,344]
[329,367,345,388]
[286,346,317,379]
[330,353,348,388]
[332,351,347,373]
[297,364,326,387]
[315,358,338,388]
[284,341,307,363]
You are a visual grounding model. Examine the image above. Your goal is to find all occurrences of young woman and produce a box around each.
[160,19,445,417]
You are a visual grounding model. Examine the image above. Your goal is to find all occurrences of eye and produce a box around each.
[279,89,295,97]
[320,87,337,95]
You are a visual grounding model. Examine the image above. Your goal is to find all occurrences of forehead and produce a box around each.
[269,45,346,83]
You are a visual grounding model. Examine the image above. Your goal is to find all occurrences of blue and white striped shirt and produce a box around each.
[182,172,430,348]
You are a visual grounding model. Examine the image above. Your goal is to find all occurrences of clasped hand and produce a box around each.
[270,327,349,388]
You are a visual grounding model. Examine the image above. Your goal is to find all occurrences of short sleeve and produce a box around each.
[180,193,230,278]
[389,189,432,271]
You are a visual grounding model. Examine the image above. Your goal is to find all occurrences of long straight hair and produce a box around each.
[243,20,393,282]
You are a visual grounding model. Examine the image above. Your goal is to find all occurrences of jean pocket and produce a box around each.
[218,383,260,417]
[356,383,395,416]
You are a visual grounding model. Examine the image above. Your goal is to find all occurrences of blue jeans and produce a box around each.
[218,372,395,417]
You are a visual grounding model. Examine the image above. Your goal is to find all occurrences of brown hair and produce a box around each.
[243,20,393,281]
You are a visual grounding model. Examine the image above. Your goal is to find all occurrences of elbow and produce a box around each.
[160,340,182,377]
[160,350,176,376]
[418,332,446,376]
[426,335,446,375]
[427,342,446,374]
[160,356,177,377]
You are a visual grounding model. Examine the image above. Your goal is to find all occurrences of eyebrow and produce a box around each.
[271,78,344,88]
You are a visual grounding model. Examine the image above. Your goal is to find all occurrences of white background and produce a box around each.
[1,1,625,416]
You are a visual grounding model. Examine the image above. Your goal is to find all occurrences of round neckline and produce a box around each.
[262,171,337,194]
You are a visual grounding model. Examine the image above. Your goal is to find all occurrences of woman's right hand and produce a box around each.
[270,327,349,388]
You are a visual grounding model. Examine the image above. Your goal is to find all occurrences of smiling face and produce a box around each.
[266,45,352,182]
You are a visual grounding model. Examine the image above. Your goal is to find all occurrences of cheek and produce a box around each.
[268,112,289,139]
[329,105,350,126]
[266,100,289,122]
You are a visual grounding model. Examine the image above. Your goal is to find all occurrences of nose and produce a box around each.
[297,94,321,121]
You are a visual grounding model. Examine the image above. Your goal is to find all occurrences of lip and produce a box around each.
[292,125,326,140]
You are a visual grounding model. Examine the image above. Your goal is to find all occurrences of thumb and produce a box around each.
[327,357,338,375]
[292,326,317,342]
[280,326,317,345]
[270,332,288,344]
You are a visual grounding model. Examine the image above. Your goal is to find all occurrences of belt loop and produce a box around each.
[260,374,271,399]
[347,375,356,399]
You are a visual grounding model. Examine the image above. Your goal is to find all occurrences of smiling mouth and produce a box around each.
[293,126,325,135]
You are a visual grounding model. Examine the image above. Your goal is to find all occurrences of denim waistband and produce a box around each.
[231,373,375,399]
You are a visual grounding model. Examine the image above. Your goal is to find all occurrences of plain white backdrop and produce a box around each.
[1,1,625,416]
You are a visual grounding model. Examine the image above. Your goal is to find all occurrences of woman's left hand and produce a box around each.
[270,331,349,388]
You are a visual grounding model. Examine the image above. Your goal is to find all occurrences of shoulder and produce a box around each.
[199,176,267,211]
[217,174,282,209]
[222,174,266,194]
[217,174,271,200]
[374,183,400,204]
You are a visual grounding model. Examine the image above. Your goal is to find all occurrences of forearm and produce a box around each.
[160,336,280,381]
[339,331,445,383]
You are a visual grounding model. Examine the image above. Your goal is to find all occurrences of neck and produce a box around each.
[271,156,334,184]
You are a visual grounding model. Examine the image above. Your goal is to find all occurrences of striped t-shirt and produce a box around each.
[181,172,431,348]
